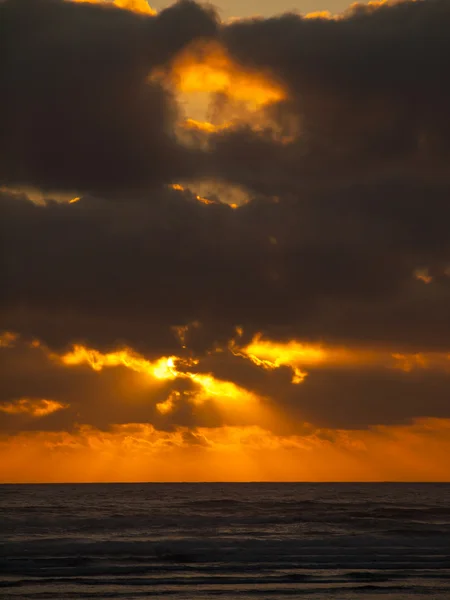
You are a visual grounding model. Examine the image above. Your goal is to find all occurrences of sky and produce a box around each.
[1,0,450,482]
[150,0,358,19]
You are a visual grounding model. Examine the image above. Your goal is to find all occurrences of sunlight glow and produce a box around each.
[61,345,179,380]
[414,268,433,284]
[242,335,326,366]
[233,334,325,383]
[183,118,231,134]
[156,391,179,414]
[171,41,285,108]
[0,331,18,348]
[233,332,450,379]
[170,182,219,206]
[59,344,258,409]
[2,418,450,483]
[304,10,333,19]
[72,0,155,15]
[0,398,68,417]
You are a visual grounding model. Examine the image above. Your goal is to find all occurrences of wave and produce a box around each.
[2,483,450,599]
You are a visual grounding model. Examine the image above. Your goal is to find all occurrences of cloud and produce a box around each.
[0,398,68,417]
[0,333,270,434]
[2,181,450,354]
[2,330,450,438]
[73,0,156,16]
[2,0,450,481]
[7,0,450,197]
[215,0,450,190]
[0,0,217,193]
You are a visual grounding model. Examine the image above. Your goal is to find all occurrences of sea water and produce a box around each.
[1,483,450,599]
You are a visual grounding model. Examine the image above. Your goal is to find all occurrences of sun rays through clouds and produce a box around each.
[3,0,450,481]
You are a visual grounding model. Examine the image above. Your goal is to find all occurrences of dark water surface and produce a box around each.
[1,483,450,598]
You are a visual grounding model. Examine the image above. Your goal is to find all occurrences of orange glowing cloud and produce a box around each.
[72,0,155,15]
[170,181,217,205]
[60,344,180,380]
[156,391,179,415]
[114,0,154,14]
[364,0,390,8]
[304,1,391,21]
[160,40,286,111]
[58,343,261,413]
[414,268,433,284]
[4,331,450,484]
[233,333,450,379]
[232,335,325,383]
[0,398,68,417]
[183,118,231,134]
[304,10,333,19]
[170,182,241,208]
[0,331,17,348]
[242,336,325,365]
[390,352,450,373]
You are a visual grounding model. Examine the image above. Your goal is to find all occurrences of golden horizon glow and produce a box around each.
[1,418,450,483]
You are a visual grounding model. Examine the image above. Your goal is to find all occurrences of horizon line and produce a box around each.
[1,480,449,485]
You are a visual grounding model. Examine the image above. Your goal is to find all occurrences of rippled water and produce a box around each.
[1,483,450,599]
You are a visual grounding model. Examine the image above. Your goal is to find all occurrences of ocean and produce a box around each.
[1,483,449,599]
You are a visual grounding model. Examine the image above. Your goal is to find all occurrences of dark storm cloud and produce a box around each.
[176,349,450,430]
[4,0,450,196]
[291,367,450,429]
[2,180,450,354]
[0,0,217,193]
[3,0,450,435]
[215,0,450,191]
